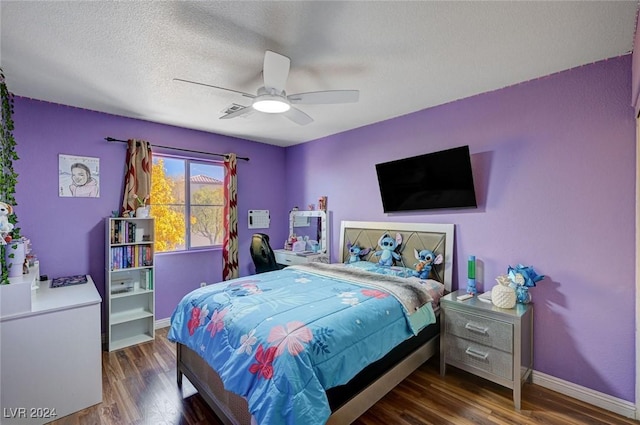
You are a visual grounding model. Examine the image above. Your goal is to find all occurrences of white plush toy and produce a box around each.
[0,202,14,245]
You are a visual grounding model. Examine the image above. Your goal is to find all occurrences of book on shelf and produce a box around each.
[110,245,153,270]
[110,220,143,244]
[139,268,153,290]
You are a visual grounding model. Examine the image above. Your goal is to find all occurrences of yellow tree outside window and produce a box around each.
[150,159,185,252]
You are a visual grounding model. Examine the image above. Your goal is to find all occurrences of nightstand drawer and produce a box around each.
[445,336,513,380]
[445,309,513,353]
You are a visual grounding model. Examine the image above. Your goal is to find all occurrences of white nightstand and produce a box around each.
[440,289,533,409]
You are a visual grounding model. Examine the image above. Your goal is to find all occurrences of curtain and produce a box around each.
[222,153,239,281]
[121,139,152,215]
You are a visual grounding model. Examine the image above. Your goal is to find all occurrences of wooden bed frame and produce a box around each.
[176,221,454,425]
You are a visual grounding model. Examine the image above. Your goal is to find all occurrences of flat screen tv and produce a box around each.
[375,145,477,212]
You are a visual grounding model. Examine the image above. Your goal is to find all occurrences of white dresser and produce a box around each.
[0,275,102,424]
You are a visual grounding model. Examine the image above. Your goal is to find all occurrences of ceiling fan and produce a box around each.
[174,50,359,125]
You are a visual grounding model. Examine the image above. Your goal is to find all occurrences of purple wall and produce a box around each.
[285,56,636,402]
[11,99,288,321]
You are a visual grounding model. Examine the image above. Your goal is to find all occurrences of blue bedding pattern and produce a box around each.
[168,264,436,425]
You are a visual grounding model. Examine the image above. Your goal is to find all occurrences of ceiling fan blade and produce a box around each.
[282,107,313,126]
[173,78,255,99]
[288,90,359,104]
[263,51,290,92]
[220,106,253,120]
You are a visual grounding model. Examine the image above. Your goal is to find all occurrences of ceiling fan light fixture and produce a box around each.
[252,95,290,113]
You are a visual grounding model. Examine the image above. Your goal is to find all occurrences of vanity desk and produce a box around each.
[274,250,329,266]
[275,210,329,266]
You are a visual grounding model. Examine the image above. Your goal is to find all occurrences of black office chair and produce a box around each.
[250,233,282,274]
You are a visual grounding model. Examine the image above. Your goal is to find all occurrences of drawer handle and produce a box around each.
[464,322,488,335]
[465,347,489,360]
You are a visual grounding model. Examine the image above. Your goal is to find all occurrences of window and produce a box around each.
[150,154,225,252]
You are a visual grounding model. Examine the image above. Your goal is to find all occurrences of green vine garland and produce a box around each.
[0,68,20,284]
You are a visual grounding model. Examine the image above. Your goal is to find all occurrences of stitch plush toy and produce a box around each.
[345,241,371,264]
[374,232,402,266]
[0,202,14,245]
[412,249,443,279]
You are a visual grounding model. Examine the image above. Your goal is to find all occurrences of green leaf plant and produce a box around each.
[0,68,20,284]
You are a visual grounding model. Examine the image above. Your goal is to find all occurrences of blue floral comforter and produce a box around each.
[168,262,437,425]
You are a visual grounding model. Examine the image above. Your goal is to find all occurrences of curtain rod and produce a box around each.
[105,137,249,162]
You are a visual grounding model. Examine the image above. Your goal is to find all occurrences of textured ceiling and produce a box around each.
[1,1,637,147]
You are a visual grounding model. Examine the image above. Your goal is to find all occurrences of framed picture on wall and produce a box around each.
[58,154,100,198]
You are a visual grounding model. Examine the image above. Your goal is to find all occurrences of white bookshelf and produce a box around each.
[105,217,155,351]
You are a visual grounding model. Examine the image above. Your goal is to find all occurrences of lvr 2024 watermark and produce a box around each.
[3,407,57,419]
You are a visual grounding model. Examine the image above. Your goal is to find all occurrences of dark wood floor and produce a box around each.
[50,328,637,425]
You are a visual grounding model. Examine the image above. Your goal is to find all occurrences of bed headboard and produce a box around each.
[338,221,454,292]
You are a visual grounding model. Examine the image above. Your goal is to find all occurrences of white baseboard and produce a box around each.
[155,317,171,329]
[532,370,637,419]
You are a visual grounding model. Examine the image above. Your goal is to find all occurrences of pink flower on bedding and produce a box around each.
[187,307,201,335]
[267,321,313,357]
[249,344,277,379]
[362,289,389,299]
[206,308,228,337]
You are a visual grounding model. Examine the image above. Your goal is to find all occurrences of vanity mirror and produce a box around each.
[274,210,329,266]
[289,210,328,254]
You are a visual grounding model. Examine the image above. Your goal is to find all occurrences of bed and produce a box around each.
[168,221,454,425]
